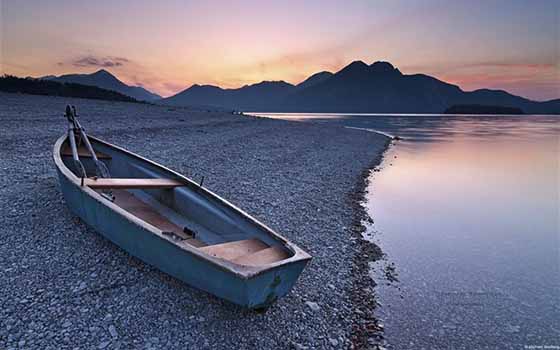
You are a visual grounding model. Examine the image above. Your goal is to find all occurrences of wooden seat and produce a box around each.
[61,143,111,159]
[233,246,289,266]
[111,190,205,247]
[85,178,184,189]
[199,239,269,261]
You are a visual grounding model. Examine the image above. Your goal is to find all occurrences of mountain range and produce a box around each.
[162,61,559,114]
[38,62,559,114]
[42,69,161,101]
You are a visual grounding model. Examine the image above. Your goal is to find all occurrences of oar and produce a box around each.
[65,105,111,179]
[67,119,87,180]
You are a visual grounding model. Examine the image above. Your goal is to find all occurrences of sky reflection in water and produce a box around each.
[258,113,559,349]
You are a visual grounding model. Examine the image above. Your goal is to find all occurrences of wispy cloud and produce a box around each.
[67,55,130,68]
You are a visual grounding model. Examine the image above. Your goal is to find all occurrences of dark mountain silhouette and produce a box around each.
[295,71,333,90]
[0,75,138,103]
[163,80,294,110]
[162,60,560,114]
[284,61,465,113]
[44,69,161,101]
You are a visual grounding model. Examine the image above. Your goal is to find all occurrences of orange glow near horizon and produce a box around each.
[1,1,558,100]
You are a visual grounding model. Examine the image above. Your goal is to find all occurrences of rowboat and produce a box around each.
[53,106,311,309]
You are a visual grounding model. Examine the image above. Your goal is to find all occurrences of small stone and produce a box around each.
[18,340,26,347]
[98,340,110,349]
[293,343,308,350]
[305,301,320,312]
[62,321,72,328]
[108,325,118,338]
[329,338,339,347]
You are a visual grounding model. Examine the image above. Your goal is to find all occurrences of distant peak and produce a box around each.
[93,69,113,76]
[254,80,292,86]
[309,71,333,78]
[188,84,221,90]
[347,60,369,68]
[370,61,402,75]
[338,60,370,75]
[241,80,295,89]
[370,61,394,70]
[296,71,334,89]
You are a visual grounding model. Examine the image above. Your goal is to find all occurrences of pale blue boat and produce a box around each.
[53,131,311,309]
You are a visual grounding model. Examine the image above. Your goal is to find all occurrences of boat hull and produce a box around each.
[54,135,310,309]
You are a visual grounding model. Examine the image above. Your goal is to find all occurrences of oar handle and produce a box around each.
[64,105,111,179]
[67,121,87,179]
[65,105,99,163]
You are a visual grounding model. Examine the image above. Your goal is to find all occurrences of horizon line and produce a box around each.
[7,59,559,102]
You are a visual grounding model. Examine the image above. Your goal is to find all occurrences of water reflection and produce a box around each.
[367,116,559,349]
[257,113,560,349]
[258,113,560,143]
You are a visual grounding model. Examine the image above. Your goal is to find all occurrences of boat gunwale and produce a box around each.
[53,134,311,279]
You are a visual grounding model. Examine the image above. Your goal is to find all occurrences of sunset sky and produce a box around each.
[1,0,558,100]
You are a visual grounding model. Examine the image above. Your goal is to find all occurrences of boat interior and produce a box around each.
[60,138,293,267]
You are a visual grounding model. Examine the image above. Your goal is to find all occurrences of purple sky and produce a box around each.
[1,0,558,100]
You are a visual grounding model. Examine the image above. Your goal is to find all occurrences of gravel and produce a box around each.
[0,92,389,349]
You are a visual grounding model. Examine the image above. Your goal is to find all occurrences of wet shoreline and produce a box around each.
[348,135,393,350]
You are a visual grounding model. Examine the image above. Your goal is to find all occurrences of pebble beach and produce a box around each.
[0,92,390,350]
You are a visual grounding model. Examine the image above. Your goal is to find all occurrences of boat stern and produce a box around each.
[242,257,310,309]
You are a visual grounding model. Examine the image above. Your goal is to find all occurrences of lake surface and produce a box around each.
[256,113,559,349]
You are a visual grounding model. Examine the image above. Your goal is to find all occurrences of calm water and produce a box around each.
[257,113,560,349]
